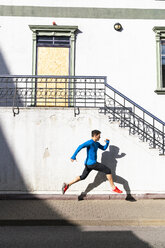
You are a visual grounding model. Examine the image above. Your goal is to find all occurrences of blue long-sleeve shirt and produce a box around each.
[71,139,109,166]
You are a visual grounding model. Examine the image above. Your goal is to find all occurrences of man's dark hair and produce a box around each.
[91,130,101,137]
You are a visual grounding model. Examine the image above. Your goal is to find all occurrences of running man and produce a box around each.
[62,130,123,194]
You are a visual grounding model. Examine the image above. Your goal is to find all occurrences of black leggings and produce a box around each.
[80,162,111,180]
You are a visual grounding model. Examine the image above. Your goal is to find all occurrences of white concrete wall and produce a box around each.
[0,1,165,195]
[0,9,165,120]
[0,108,164,195]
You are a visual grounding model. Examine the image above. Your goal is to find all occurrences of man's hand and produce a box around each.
[71,159,77,162]
[105,139,109,142]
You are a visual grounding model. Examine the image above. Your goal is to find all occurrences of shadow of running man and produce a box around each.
[78,145,136,201]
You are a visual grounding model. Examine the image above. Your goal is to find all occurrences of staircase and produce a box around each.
[99,83,165,155]
[0,75,164,155]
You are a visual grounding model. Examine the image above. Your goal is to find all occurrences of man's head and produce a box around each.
[91,130,101,141]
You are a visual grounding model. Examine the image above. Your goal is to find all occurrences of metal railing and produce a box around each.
[99,83,165,155]
[0,75,106,109]
[0,75,164,154]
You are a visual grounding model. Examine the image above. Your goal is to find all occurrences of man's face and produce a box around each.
[95,133,101,141]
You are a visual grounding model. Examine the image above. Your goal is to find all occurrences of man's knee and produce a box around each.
[80,175,87,180]
[105,168,111,175]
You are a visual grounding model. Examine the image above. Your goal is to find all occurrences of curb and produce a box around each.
[0,219,164,226]
[0,194,165,200]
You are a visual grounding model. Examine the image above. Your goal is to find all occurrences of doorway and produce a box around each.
[29,25,78,107]
[36,36,70,106]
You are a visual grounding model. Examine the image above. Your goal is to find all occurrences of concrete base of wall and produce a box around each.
[0,193,165,201]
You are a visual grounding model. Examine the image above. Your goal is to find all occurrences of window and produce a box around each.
[37,36,70,47]
[29,25,78,106]
[161,40,165,88]
[153,26,165,94]
[29,25,78,76]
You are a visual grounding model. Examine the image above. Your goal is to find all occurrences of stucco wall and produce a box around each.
[0,108,164,195]
[0,2,164,196]
[0,11,165,121]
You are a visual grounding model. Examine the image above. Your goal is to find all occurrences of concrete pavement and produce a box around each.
[0,226,165,248]
[0,198,165,226]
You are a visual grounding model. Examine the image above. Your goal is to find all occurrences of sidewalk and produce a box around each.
[0,198,165,226]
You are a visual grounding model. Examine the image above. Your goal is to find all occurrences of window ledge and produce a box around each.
[155,89,165,95]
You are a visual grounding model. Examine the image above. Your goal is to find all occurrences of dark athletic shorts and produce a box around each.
[80,162,111,180]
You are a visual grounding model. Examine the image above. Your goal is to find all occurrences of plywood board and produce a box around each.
[36,47,69,107]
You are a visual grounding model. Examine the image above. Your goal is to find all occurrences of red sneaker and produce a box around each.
[62,183,69,194]
[113,186,123,194]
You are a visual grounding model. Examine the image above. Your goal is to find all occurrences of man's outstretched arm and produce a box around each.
[98,139,109,150]
[71,140,92,161]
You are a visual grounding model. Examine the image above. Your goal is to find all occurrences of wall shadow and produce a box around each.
[78,145,136,201]
[0,89,75,227]
[0,125,27,191]
[0,48,74,226]
[0,226,153,248]
[0,50,10,75]
[0,50,24,107]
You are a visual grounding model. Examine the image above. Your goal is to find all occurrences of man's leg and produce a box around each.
[106,174,115,190]
[92,162,123,193]
[62,166,91,194]
[68,176,81,187]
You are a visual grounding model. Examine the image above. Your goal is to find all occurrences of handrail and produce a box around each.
[104,82,165,154]
[0,75,106,80]
[0,75,164,126]
[0,75,106,108]
[105,83,165,126]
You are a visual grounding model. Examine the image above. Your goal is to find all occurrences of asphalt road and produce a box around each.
[0,226,164,248]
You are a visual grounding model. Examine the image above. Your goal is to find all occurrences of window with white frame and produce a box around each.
[153,26,165,94]
[161,39,165,88]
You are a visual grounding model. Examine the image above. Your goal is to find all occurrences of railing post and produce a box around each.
[69,77,73,107]
[73,77,80,117]
[25,77,27,107]
[113,92,116,120]
[143,112,145,142]
[123,99,126,127]
[163,125,165,155]
[94,78,96,108]
[31,76,36,107]
[12,78,19,117]
[153,119,156,149]
[129,105,135,135]
[73,77,76,114]
[12,79,17,108]
[133,105,135,134]
[85,78,87,108]
[104,77,106,115]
